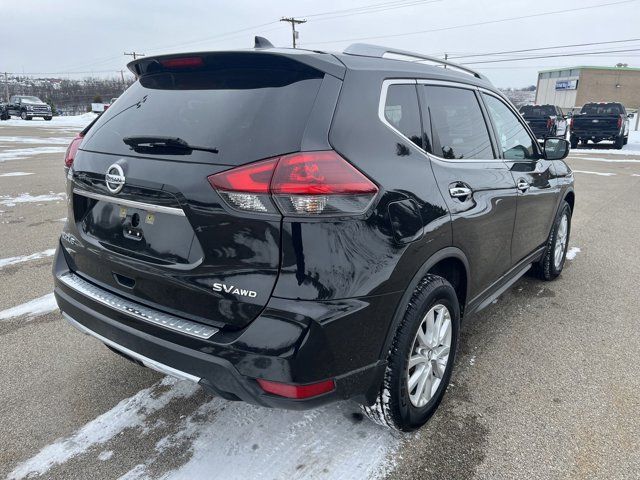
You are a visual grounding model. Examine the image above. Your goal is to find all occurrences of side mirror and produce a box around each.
[544,137,569,160]
[628,113,634,118]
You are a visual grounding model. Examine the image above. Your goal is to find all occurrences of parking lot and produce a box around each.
[1,117,639,480]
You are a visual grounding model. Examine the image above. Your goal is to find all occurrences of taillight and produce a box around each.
[547,118,555,129]
[64,133,84,168]
[256,378,335,399]
[617,115,623,129]
[208,151,378,216]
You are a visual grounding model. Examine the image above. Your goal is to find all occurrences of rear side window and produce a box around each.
[520,105,556,117]
[423,86,493,160]
[483,94,537,160]
[82,58,324,165]
[383,84,423,148]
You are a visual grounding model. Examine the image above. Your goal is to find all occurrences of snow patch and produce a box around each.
[0,146,67,162]
[0,136,72,145]
[0,248,56,268]
[97,450,114,461]
[0,293,57,321]
[125,397,398,480]
[8,377,199,480]
[0,192,65,206]
[566,247,580,261]
[1,113,97,129]
[0,172,34,177]
[569,156,640,164]
[572,170,616,177]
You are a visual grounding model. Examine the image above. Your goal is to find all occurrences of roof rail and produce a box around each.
[343,43,485,80]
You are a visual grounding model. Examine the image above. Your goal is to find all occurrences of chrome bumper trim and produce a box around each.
[63,313,201,383]
[59,272,218,339]
[72,188,186,216]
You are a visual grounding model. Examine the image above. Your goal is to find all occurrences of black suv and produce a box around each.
[53,42,574,431]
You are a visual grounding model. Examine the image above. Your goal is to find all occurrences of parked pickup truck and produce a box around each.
[6,95,53,120]
[570,102,630,149]
[0,102,9,120]
[520,104,568,139]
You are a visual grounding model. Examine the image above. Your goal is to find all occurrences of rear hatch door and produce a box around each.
[66,52,339,329]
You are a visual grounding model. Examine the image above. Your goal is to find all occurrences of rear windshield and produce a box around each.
[580,103,623,115]
[82,58,324,165]
[520,105,555,117]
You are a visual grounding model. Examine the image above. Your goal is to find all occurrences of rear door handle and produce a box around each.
[517,179,530,192]
[449,185,473,199]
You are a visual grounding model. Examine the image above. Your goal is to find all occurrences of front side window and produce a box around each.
[423,86,493,160]
[483,94,537,160]
[384,84,423,148]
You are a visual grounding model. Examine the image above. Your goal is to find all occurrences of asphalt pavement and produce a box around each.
[1,119,638,480]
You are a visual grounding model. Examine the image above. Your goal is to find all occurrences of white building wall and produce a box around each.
[535,69,580,109]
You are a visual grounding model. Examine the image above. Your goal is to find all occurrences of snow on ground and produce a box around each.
[0,146,67,162]
[8,377,199,480]
[572,170,616,177]
[1,113,97,129]
[569,156,640,164]
[570,130,640,155]
[0,171,34,177]
[0,136,73,145]
[10,376,398,480]
[0,192,65,206]
[566,247,581,261]
[0,293,58,321]
[0,248,56,269]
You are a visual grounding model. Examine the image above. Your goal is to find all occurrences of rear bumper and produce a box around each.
[53,243,392,409]
[572,129,620,139]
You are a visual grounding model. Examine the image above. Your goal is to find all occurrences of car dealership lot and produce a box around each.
[1,120,639,480]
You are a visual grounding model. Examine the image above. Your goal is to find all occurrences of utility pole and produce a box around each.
[4,72,8,102]
[124,51,145,60]
[280,17,306,48]
[444,53,448,69]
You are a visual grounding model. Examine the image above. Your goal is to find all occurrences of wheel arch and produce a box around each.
[564,189,575,213]
[378,247,470,361]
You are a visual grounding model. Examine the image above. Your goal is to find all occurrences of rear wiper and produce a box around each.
[123,136,218,154]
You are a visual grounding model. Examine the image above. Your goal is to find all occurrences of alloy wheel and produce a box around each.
[554,214,568,269]
[407,304,452,408]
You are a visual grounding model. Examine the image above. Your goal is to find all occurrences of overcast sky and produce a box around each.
[1,0,639,87]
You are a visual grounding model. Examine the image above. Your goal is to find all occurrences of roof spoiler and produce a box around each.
[254,36,274,49]
[343,43,485,80]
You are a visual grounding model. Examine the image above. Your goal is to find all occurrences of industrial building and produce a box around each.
[534,66,640,111]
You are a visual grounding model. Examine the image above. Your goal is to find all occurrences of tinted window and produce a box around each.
[384,84,423,148]
[483,94,537,160]
[520,105,556,117]
[82,63,324,165]
[423,86,493,160]
[580,103,624,115]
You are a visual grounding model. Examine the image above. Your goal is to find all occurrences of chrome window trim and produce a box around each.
[378,78,505,164]
[73,188,186,217]
[63,313,202,383]
[59,272,219,340]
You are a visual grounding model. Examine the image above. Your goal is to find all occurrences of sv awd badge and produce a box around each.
[212,283,258,298]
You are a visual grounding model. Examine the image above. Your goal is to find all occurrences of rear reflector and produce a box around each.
[208,151,378,216]
[160,57,204,69]
[256,378,335,399]
[64,133,84,168]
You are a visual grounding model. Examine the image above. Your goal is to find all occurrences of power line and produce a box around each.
[124,51,145,60]
[449,37,640,60]
[305,0,639,46]
[298,0,435,18]
[297,0,443,22]
[461,47,640,65]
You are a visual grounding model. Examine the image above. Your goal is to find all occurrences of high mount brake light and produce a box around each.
[208,151,378,216]
[160,57,204,69]
[64,133,84,168]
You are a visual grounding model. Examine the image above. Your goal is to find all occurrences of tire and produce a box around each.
[580,138,589,146]
[570,136,578,149]
[623,136,628,145]
[44,116,52,121]
[536,201,572,281]
[20,111,28,120]
[362,274,460,432]
[614,135,624,150]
